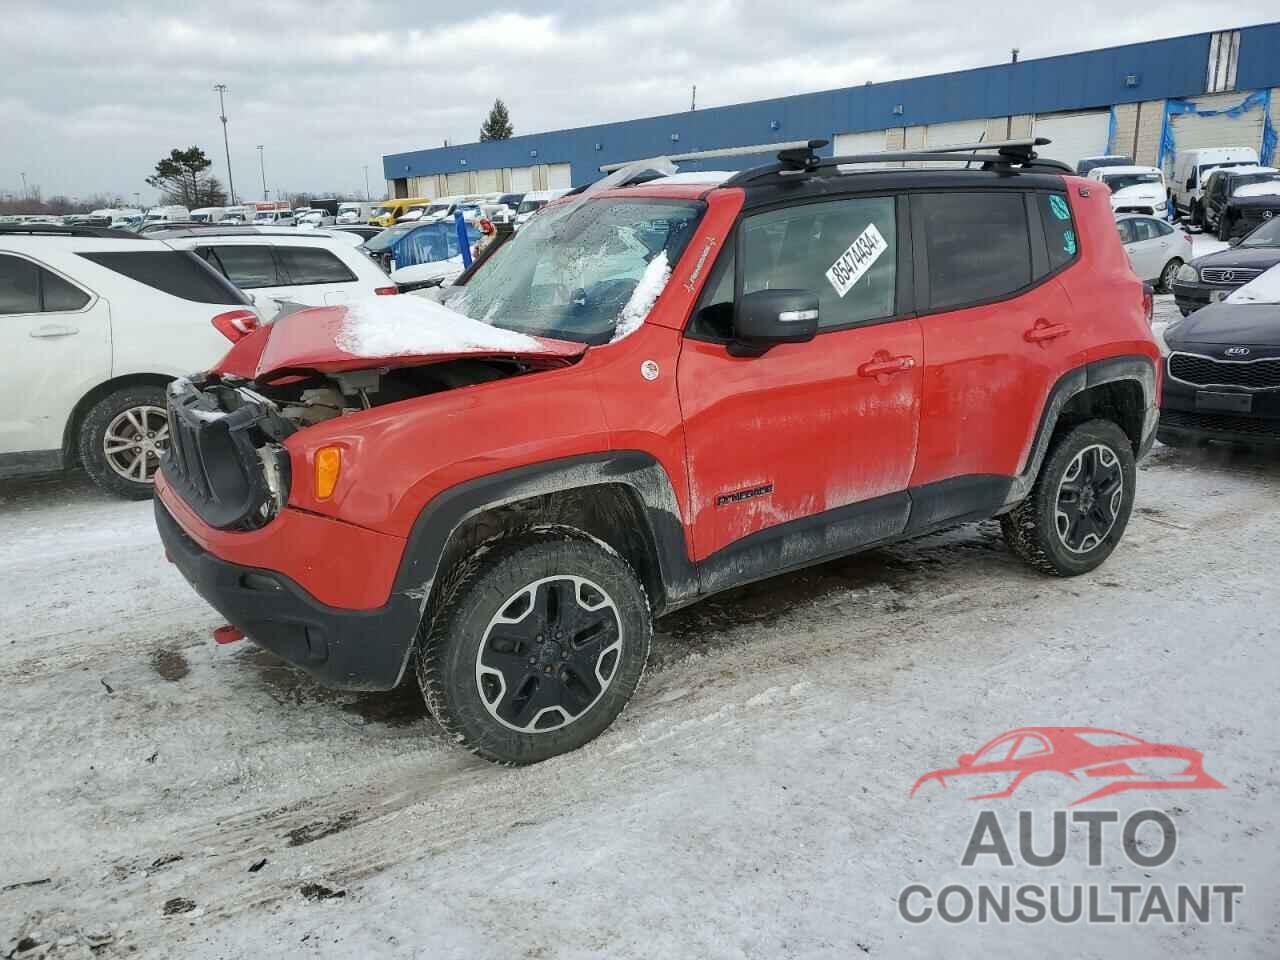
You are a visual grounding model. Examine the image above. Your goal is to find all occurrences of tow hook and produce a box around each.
[213,625,245,645]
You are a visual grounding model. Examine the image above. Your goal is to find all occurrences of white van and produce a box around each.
[90,208,144,229]
[514,188,572,228]
[1087,166,1168,217]
[189,207,228,223]
[1170,147,1260,226]
[143,205,190,224]
[337,201,378,224]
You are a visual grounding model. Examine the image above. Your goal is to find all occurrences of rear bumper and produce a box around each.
[156,497,422,691]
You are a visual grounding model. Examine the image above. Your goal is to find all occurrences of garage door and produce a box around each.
[445,172,470,195]
[508,166,535,192]
[546,164,572,189]
[1032,111,1111,170]
[473,168,501,193]
[1168,92,1266,159]
[923,119,989,147]
[834,130,888,156]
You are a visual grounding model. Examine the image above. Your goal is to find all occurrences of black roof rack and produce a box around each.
[724,137,1071,186]
[0,224,144,239]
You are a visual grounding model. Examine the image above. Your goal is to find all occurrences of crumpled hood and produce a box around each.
[214,296,587,382]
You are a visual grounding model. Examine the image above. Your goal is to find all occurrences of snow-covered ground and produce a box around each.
[1152,232,1226,328]
[3,436,1279,957]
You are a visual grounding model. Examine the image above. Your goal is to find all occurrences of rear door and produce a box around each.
[678,193,923,564]
[1121,217,1170,283]
[0,252,109,455]
[909,189,1079,514]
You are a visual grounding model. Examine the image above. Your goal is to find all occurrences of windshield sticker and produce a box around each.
[1063,230,1077,255]
[826,223,889,299]
[1049,195,1071,221]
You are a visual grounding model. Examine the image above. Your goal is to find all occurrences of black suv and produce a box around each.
[1171,216,1280,315]
[1202,168,1280,241]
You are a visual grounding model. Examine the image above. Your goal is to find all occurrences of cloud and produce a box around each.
[2,2,1274,203]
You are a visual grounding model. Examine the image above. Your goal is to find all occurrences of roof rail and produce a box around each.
[150,226,343,240]
[0,224,143,239]
[598,139,824,174]
[724,137,1071,185]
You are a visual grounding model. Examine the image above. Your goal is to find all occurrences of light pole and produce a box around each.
[213,84,237,205]
[133,191,141,209]
[257,145,267,200]
[20,172,27,198]
[362,165,370,201]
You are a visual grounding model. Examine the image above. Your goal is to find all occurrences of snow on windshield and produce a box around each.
[1233,182,1280,198]
[336,294,543,357]
[1226,263,1280,305]
[612,251,671,342]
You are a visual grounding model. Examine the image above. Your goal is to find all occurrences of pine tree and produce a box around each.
[479,99,514,141]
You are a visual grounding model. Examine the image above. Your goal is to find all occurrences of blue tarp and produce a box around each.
[1158,90,1275,170]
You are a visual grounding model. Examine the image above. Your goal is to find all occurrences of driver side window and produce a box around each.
[740,196,897,330]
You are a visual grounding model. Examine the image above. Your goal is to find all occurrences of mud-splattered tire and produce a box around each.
[78,385,169,500]
[1001,419,1136,577]
[416,529,651,764]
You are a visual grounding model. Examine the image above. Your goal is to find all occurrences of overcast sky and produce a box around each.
[3,2,1275,205]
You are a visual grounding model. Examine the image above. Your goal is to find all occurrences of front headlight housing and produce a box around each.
[1175,264,1199,283]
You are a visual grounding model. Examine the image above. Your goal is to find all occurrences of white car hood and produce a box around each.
[1226,263,1280,304]
[1233,182,1280,199]
[1109,185,1164,205]
[390,256,466,286]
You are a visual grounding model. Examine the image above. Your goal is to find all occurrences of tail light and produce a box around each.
[374,286,398,296]
[211,308,260,342]
[1141,283,1154,326]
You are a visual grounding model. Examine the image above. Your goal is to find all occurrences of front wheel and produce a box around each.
[78,385,170,499]
[417,530,652,764]
[1158,258,1182,294]
[1001,420,1137,576]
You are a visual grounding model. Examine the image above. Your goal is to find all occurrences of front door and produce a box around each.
[677,194,923,573]
[0,252,110,455]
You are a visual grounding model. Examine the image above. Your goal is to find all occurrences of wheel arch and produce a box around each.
[61,373,174,466]
[1005,355,1157,507]
[393,452,698,628]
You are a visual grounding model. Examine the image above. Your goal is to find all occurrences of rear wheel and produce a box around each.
[1001,420,1136,576]
[416,530,652,764]
[78,385,170,499]
[1158,258,1182,294]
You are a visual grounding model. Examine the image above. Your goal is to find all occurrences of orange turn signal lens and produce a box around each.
[314,446,342,499]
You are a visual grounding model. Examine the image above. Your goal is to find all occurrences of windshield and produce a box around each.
[1242,218,1280,247]
[1102,173,1162,191]
[517,199,546,215]
[444,197,703,345]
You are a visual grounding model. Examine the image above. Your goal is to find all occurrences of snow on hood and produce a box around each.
[612,251,671,342]
[336,295,543,357]
[1109,185,1164,201]
[1226,263,1280,305]
[1232,182,1280,199]
[389,256,465,286]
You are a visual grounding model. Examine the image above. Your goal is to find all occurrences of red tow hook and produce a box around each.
[213,625,245,645]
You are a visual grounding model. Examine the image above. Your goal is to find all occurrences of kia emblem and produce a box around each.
[1224,346,1251,357]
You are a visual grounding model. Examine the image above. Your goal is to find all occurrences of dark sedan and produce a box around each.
[1160,273,1280,447]
[1171,216,1280,315]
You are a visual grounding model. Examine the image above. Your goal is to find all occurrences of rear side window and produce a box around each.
[1038,192,1079,272]
[741,196,897,329]
[0,254,92,314]
[919,193,1031,310]
[275,246,357,285]
[199,245,282,289]
[79,251,248,305]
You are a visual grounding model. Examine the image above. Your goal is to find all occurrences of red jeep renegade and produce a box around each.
[155,140,1160,764]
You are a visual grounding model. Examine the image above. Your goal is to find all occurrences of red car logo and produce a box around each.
[910,727,1224,806]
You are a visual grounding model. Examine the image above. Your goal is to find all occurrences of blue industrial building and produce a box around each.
[385,22,1280,197]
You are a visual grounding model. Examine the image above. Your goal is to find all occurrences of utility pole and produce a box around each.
[20,172,27,197]
[257,145,267,200]
[690,84,697,111]
[1011,48,1020,63]
[214,84,237,205]
[362,165,370,201]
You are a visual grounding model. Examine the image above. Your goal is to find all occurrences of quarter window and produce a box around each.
[740,196,897,329]
[920,192,1032,309]
[276,246,358,285]
[200,245,282,289]
[0,255,91,314]
[1038,192,1080,272]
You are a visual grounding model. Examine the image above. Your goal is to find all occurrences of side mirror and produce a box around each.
[731,289,818,355]
[1228,236,1241,247]
[958,753,975,767]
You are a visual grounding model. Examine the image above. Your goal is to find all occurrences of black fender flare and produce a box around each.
[390,451,698,618]
[1004,355,1158,506]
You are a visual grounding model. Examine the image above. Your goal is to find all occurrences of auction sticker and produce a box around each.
[826,224,888,298]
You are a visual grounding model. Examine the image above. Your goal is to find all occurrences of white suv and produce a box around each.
[159,227,395,307]
[0,225,263,498]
